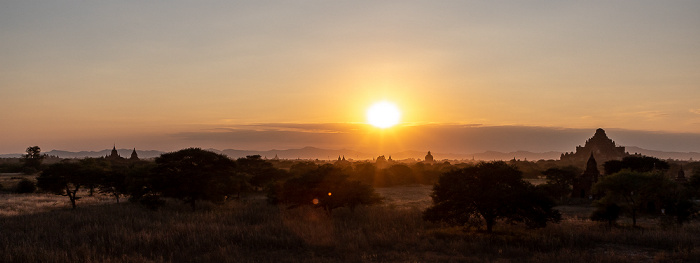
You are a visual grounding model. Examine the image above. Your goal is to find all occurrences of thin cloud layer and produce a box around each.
[168,124,700,154]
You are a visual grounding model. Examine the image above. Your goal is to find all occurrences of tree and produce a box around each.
[424,161,561,233]
[540,166,579,202]
[604,156,669,174]
[271,164,382,212]
[37,162,88,209]
[22,146,45,173]
[79,158,110,196]
[99,160,152,203]
[150,148,240,210]
[592,171,670,227]
[236,155,286,191]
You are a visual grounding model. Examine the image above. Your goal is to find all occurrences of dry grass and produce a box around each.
[1,187,700,262]
[0,173,34,192]
[375,185,433,209]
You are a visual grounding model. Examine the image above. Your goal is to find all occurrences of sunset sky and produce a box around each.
[2,1,700,155]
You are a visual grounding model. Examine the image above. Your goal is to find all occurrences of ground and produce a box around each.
[1,173,699,262]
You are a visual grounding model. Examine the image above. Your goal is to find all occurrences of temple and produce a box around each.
[572,153,601,199]
[105,145,139,161]
[676,166,688,183]
[560,128,628,165]
[424,151,434,162]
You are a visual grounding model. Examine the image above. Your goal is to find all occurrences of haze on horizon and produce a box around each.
[1,1,699,155]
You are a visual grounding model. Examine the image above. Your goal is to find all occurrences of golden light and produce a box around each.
[328,192,332,196]
[312,198,319,205]
[366,101,401,128]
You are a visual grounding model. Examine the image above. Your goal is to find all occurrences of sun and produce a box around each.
[367,101,401,128]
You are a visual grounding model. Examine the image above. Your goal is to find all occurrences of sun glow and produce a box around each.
[367,101,401,128]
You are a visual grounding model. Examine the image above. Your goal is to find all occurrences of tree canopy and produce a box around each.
[150,148,240,210]
[270,164,382,212]
[603,155,670,175]
[22,146,45,173]
[37,162,88,209]
[424,161,560,233]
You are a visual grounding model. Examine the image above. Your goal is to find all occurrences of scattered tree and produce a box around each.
[592,171,670,227]
[37,162,88,209]
[271,164,382,212]
[22,146,45,173]
[604,156,669,175]
[424,161,560,233]
[236,155,286,191]
[150,148,241,210]
[540,166,579,202]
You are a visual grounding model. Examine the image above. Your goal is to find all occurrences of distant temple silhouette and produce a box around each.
[676,166,688,183]
[424,151,434,162]
[560,128,628,165]
[105,145,139,161]
[572,153,601,199]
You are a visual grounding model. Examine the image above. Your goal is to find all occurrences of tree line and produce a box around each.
[11,146,700,233]
[34,148,383,211]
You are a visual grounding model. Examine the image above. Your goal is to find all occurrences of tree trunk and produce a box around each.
[66,186,77,209]
[485,217,494,233]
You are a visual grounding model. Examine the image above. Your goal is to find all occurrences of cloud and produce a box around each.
[631,111,669,119]
[167,124,587,153]
[690,109,700,115]
[166,123,700,154]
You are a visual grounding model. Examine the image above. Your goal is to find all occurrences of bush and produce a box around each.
[590,203,621,227]
[15,178,37,193]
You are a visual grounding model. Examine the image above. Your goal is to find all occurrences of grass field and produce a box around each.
[1,183,700,262]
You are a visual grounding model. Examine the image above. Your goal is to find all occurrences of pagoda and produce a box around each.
[560,128,628,165]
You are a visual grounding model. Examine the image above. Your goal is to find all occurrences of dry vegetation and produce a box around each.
[1,184,700,262]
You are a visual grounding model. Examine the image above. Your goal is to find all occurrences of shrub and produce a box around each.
[590,203,621,227]
[15,178,36,193]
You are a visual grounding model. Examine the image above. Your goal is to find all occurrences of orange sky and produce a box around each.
[1,1,700,154]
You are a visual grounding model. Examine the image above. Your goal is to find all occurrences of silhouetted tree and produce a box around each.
[271,164,382,212]
[37,162,88,209]
[660,179,697,225]
[592,171,670,227]
[99,161,150,203]
[604,156,669,174]
[289,161,319,177]
[150,148,240,210]
[687,168,700,199]
[424,161,560,233]
[350,162,376,185]
[603,160,624,175]
[236,155,286,191]
[382,164,416,186]
[124,161,161,208]
[22,146,45,173]
[79,158,110,196]
[540,166,579,202]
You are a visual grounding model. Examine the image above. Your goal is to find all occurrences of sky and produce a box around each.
[1,1,700,155]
